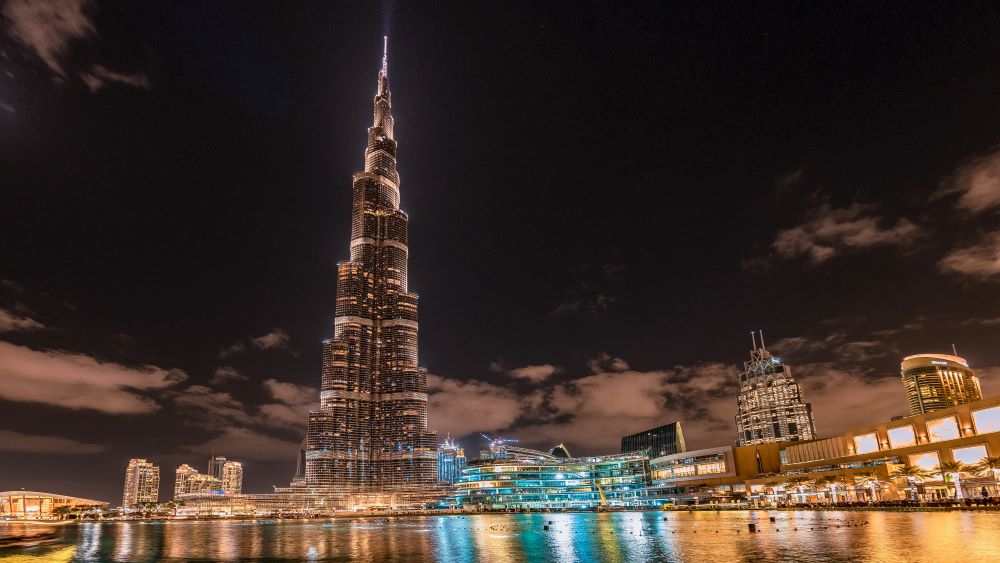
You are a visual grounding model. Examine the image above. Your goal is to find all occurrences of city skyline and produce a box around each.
[3,1,1000,504]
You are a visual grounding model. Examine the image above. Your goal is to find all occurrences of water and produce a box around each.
[2,511,999,562]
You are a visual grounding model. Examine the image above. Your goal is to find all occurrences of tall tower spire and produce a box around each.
[302,36,436,495]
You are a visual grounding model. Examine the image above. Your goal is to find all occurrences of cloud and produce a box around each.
[794,363,909,433]
[182,427,301,462]
[938,231,1000,280]
[0,341,186,414]
[427,373,523,437]
[0,307,44,332]
[549,263,624,317]
[586,353,630,373]
[549,294,616,317]
[259,378,317,429]
[0,429,106,454]
[935,148,1000,215]
[772,203,919,264]
[2,0,150,91]
[252,328,291,350]
[80,64,150,92]
[2,0,93,76]
[173,385,253,426]
[490,362,561,383]
[210,366,247,385]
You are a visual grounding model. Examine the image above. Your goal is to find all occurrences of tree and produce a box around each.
[936,461,970,499]
[976,457,1000,480]
[889,465,930,501]
[853,471,884,502]
[814,475,846,504]
[782,476,814,504]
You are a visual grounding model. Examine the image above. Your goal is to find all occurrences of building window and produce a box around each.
[952,444,988,466]
[887,425,917,449]
[972,406,1000,435]
[909,451,940,472]
[926,416,960,442]
[854,432,880,454]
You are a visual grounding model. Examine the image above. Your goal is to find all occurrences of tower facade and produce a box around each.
[901,353,982,415]
[736,332,817,446]
[304,38,437,490]
[122,458,160,508]
[437,436,466,484]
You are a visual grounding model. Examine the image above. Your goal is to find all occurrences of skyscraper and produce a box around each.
[173,464,221,499]
[122,458,160,508]
[221,461,244,494]
[621,422,686,457]
[901,353,982,415]
[735,331,817,446]
[437,436,467,484]
[207,456,228,480]
[303,38,437,491]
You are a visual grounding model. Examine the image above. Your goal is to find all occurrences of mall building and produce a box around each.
[745,395,1000,503]
[0,491,108,519]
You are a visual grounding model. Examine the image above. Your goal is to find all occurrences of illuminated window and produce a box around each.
[887,425,917,449]
[673,465,696,477]
[926,416,960,442]
[696,462,726,475]
[972,406,1000,435]
[854,432,880,454]
[909,451,940,472]
[952,444,988,466]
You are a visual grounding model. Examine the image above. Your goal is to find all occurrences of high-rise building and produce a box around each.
[621,422,686,457]
[437,436,466,484]
[122,458,159,508]
[174,463,222,498]
[174,464,198,499]
[901,353,982,415]
[302,37,437,490]
[221,461,244,494]
[207,456,228,480]
[735,331,817,446]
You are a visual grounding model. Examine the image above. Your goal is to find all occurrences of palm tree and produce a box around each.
[889,465,930,501]
[813,475,843,504]
[853,471,884,502]
[976,456,1000,499]
[936,461,970,499]
[782,476,814,504]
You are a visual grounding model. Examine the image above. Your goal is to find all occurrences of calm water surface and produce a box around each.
[2,511,998,562]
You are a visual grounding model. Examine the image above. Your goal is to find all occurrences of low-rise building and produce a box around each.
[1,491,108,520]
[646,444,784,506]
[746,395,1000,503]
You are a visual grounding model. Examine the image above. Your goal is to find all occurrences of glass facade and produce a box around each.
[973,405,1000,434]
[927,416,961,443]
[735,340,817,446]
[887,425,917,449]
[457,450,651,510]
[302,38,437,491]
[901,354,982,416]
[854,433,880,455]
[621,422,686,457]
[437,437,466,485]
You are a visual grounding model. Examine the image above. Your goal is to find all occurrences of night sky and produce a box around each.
[2,1,1000,503]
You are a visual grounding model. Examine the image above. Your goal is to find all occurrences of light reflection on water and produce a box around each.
[2,511,999,562]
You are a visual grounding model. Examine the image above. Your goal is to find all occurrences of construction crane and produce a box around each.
[563,470,609,509]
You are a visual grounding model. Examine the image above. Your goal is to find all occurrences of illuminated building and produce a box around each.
[207,455,228,480]
[437,436,466,484]
[902,353,983,415]
[747,395,1000,502]
[456,441,652,509]
[0,491,107,519]
[122,458,160,508]
[647,444,783,505]
[621,422,686,457]
[221,461,244,494]
[735,331,817,446]
[174,464,222,498]
[301,37,437,491]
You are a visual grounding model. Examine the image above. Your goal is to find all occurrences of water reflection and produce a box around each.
[1,511,999,561]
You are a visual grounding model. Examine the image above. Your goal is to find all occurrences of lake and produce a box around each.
[2,510,999,562]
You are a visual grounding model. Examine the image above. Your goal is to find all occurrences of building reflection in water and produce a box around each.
[6,511,1000,561]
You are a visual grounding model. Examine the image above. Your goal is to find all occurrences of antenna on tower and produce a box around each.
[751,331,757,351]
[759,329,767,351]
[952,343,958,356]
[382,36,389,74]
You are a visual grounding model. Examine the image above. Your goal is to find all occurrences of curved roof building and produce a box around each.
[901,353,982,415]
